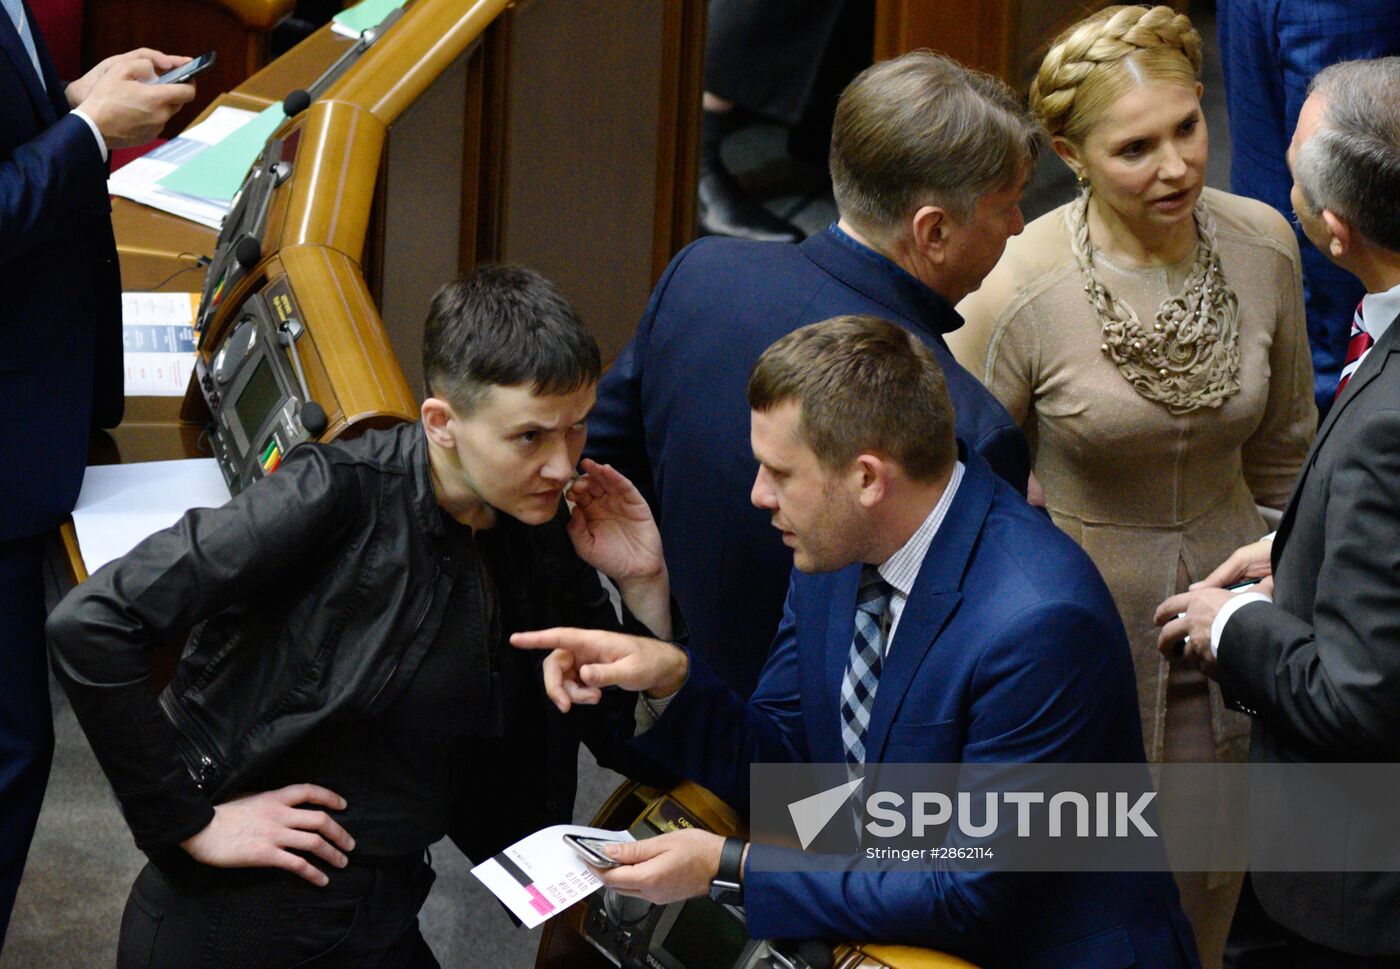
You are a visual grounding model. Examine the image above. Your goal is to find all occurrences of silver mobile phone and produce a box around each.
[563,833,624,869]
[154,51,216,85]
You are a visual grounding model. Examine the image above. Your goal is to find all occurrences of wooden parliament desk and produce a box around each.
[70,0,705,563]
[111,0,704,372]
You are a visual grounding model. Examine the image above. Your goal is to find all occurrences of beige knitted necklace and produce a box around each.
[1067,190,1242,415]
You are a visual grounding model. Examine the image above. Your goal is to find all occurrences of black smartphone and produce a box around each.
[563,833,625,869]
[154,51,216,85]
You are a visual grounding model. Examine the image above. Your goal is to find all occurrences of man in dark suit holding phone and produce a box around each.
[1159,57,1400,966]
[0,4,192,946]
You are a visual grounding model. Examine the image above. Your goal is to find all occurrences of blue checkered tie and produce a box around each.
[840,565,893,765]
[1,0,44,87]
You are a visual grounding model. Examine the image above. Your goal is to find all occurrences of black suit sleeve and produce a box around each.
[1219,407,1400,756]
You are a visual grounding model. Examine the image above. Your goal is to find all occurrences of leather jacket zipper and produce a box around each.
[159,692,225,791]
[364,574,439,712]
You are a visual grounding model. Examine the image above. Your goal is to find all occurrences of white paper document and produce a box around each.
[71,459,231,575]
[471,824,635,928]
[108,107,257,228]
[122,292,201,396]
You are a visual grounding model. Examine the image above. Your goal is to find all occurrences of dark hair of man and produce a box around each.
[829,50,1040,240]
[421,265,601,413]
[748,315,956,481]
[1299,57,1400,253]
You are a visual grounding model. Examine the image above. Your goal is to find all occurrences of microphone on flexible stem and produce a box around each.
[283,89,311,117]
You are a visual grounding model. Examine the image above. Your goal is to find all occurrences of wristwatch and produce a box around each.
[709,836,746,907]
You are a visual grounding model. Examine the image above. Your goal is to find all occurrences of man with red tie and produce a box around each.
[1157,57,1400,967]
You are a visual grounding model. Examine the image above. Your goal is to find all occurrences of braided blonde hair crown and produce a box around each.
[1030,5,1202,143]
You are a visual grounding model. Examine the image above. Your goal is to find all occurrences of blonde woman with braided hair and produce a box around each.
[952,7,1315,965]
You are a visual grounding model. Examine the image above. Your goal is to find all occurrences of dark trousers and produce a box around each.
[118,851,440,969]
[1225,874,1400,969]
[0,536,55,953]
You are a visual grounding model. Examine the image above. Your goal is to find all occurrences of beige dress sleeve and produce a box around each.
[1239,217,1317,509]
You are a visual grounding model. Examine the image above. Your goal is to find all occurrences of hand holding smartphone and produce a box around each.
[153,51,216,85]
[563,833,625,869]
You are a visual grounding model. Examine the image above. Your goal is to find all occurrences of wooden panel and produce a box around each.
[650,0,706,281]
[494,0,673,361]
[874,0,1015,80]
[873,0,1161,89]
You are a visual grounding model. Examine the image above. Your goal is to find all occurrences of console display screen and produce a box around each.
[233,357,282,441]
[655,898,748,968]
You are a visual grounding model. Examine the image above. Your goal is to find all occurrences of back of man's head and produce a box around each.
[830,51,1039,245]
[421,265,600,413]
[1297,57,1400,254]
[748,315,956,481]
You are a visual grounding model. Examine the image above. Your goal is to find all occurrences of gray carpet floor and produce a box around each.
[3,6,1231,965]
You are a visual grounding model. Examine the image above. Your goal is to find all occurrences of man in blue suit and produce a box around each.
[0,4,191,946]
[516,317,1200,968]
[585,52,1035,698]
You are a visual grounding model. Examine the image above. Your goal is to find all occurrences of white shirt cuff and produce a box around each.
[70,109,109,163]
[1261,531,1276,543]
[633,691,675,734]
[1211,592,1273,657]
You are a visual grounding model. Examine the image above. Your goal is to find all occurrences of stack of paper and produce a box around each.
[108,106,260,228]
[71,459,231,575]
[122,292,201,396]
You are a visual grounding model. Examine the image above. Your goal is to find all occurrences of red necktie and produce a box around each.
[1336,300,1374,399]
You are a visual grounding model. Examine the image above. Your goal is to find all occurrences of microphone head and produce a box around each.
[795,941,834,969]
[233,235,262,270]
[299,401,328,438]
[283,89,311,116]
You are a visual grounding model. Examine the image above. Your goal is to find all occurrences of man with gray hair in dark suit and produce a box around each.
[1158,56,1400,968]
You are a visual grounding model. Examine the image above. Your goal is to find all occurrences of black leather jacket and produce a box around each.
[49,423,664,855]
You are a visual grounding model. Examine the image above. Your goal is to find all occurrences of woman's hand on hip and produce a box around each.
[180,783,355,886]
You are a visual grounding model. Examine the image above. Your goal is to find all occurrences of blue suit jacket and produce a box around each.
[1219,0,1400,410]
[0,2,121,542]
[633,455,1198,969]
[587,229,1030,696]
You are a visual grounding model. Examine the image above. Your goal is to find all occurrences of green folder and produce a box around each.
[333,0,408,35]
[157,104,288,203]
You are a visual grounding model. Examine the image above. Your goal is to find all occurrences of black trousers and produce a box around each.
[1225,874,1400,969]
[117,851,439,969]
[0,536,55,953]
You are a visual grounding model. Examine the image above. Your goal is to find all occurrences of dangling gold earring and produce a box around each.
[1075,172,1089,194]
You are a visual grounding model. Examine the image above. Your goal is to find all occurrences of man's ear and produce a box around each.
[421,396,458,448]
[1320,209,1353,259]
[854,452,891,509]
[910,205,950,265]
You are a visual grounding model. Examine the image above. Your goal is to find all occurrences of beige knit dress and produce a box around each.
[953,188,1316,766]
